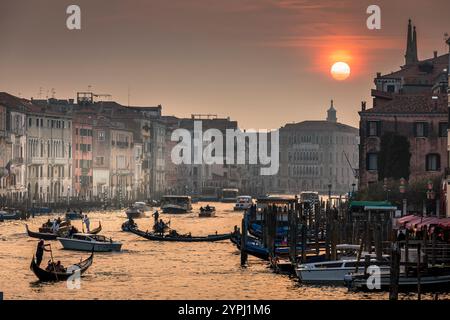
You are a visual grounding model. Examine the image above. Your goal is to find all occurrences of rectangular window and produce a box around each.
[98,131,105,141]
[439,122,448,137]
[367,153,378,171]
[426,154,440,171]
[414,122,428,137]
[95,157,105,166]
[367,121,380,137]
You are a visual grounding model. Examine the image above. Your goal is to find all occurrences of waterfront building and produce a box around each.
[26,101,73,205]
[278,102,359,196]
[359,20,449,190]
[72,114,93,201]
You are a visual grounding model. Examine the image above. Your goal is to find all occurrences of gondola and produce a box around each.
[85,222,102,235]
[30,252,94,282]
[129,226,231,242]
[26,222,102,240]
[26,225,60,240]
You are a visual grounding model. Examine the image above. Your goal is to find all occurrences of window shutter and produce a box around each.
[413,123,417,137]
[366,121,371,137]
[437,155,441,170]
[377,122,382,137]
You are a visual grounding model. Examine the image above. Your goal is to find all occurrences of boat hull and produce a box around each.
[58,238,122,252]
[130,227,231,242]
[350,272,450,291]
[30,253,93,282]
[161,206,190,214]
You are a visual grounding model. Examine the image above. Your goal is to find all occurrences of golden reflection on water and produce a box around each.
[0,202,447,300]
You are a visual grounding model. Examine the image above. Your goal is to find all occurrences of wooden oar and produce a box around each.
[48,244,59,281]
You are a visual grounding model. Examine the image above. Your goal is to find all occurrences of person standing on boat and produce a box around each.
[83,215,91,233]
[35,240,51,267]
[152,210,159,227]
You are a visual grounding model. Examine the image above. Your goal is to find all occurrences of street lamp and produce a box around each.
[67,186,71,207]
[328,184,332,209]
[399,178,407,216]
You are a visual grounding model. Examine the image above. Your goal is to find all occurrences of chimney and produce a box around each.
[434,51,438,58]
[376,72,381,78]
[361,101,366,111]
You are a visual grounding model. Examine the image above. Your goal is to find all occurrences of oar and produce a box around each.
[48,244,59,281]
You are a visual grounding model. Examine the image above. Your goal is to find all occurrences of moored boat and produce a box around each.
[58,233,122,252]
[30,252,93,282]
[347,268,450,292]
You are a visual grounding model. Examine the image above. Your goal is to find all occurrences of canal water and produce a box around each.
[0,202,446,300]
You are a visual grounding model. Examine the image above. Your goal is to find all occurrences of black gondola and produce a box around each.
[26,222,102,240]
[129,226,231,242]
[30,252,94,282]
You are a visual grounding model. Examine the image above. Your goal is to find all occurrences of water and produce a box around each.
[0,202,445,300]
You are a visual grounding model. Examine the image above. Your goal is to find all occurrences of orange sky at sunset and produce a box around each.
[1,0,450,129]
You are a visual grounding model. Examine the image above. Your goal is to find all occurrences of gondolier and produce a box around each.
[152,210,159,226]
[35,240,51,267]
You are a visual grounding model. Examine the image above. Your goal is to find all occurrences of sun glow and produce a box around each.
[331,61,351,81]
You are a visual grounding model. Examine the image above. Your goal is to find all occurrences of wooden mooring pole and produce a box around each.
[389,242,400,301]
[240,217,248,266]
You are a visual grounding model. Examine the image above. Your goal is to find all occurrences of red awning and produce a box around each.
[396,215,417,224]
[438,218,450,229]
[415,217,441,229]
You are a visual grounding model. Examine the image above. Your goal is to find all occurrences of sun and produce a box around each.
[331,62,351,81]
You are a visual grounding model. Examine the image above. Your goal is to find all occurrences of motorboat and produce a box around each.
[58,233,122,252]
[133,201,151,212]
[234,196,254,211]
[126,206,146,219]
[295,244,390,284]
[199,206,216,217]
[161,196,192,214]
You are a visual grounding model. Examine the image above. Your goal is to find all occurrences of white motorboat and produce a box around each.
[295,244,390,284]
[58,233,122,252]
[133,201,151,212]
[233,196,254,211]
[126,206,146,219]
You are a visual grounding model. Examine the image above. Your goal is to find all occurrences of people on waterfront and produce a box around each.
[35,240,51,267]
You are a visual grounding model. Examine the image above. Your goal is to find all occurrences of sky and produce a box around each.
[0,0,449,129]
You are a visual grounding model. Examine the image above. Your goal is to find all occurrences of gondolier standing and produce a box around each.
[152,210,159,226]
[83,215,91,233]
[35,240,51,267]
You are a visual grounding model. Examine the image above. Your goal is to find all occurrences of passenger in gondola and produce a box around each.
[35,240,51,267]
[55,261,66,272]
[46,260,55,272]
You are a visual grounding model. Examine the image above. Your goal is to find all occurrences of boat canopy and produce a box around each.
[349,201,392,209]
[257,194,299,204]
[162,195,191,200]
[364,206,398,211]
